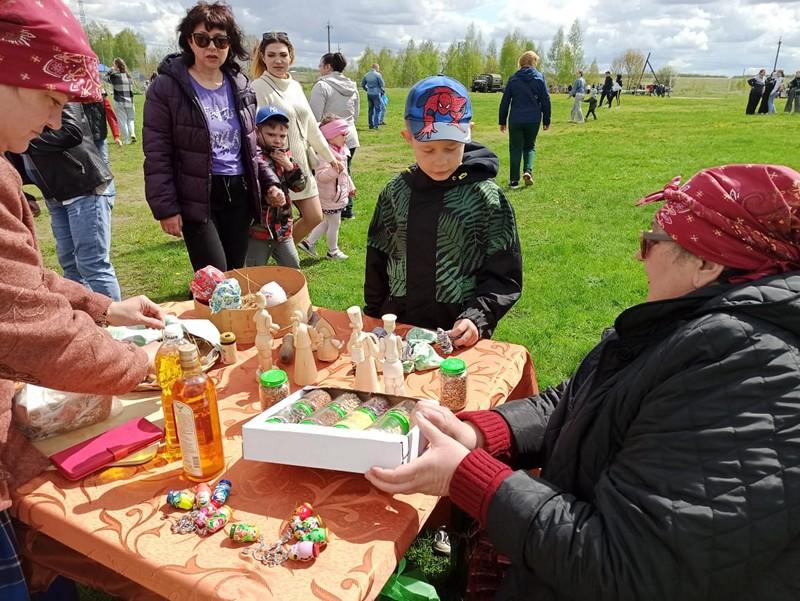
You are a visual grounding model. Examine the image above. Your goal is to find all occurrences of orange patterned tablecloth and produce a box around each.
[14,303,537,600]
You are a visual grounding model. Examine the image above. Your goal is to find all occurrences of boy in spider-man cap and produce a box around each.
[364,75,522,346]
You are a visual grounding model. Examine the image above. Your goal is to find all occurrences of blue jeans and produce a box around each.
[376,95,387,124]
[45,193,121,300]
[93,140,116,197]
[367,94,381,128]
[768,94,778,113]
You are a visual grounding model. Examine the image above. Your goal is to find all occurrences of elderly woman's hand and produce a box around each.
[365,413,470,496]
[413,400,483,450]
[106,296,165,330]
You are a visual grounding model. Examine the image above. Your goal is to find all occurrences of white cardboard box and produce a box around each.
[241,387,429,474]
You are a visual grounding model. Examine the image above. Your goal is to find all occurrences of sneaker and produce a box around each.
[326,249,348,260]
[523,172,533,186]
[297,239,317,257]
[433,527,451,556]
[131,135,137,143]
[509,181,520,190]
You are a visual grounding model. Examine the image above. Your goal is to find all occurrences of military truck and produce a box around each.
[471,73,504,93]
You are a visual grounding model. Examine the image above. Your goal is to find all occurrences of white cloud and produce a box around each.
[65,0,800,75]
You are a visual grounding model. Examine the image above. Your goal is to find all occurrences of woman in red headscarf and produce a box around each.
[0,2,165,597]
[367,164,800,601]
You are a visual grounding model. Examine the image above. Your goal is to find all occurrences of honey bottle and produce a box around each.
[171,343,225,481]
[155,323,184,458]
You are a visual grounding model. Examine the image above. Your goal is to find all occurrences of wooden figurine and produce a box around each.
[315,318,342,362]
[253,292,280,375]
[346,306,380,393]
[278,310,306,365]
[293,320,320,387]
[379,313,405,395]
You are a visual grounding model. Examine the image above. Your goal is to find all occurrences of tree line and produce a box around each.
[84,18,678,90]
[348,20,677,90]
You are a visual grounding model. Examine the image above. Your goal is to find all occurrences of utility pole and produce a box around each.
[326,21,332,54]
[772,36,782,73]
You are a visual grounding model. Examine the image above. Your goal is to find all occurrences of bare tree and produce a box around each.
[612,48,646,89]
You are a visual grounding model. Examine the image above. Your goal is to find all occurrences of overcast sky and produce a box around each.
[67,0,799,76]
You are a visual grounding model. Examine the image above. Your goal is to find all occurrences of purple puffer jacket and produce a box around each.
[143,54,279,223]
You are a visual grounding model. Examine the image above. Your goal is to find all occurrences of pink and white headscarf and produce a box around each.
[0,0,102,102]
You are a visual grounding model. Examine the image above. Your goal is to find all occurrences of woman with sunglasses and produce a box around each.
[367,165,800,601]
[252,32,341,247]
[143,2,281,273]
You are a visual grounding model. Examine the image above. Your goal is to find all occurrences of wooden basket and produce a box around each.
[193,266,311,345]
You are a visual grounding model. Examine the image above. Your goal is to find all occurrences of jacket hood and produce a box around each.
[514,67,544,83]
[405,142,499,190]
[703,271,800,336]
[616,271,800,338]
[320,72,357,96]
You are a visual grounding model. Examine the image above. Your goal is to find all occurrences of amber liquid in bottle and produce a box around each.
[155,324,184,459]
[171,343,225,482]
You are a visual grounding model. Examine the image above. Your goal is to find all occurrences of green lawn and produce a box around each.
[30,90,797,600]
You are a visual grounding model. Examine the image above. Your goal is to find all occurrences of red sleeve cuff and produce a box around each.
[458,410,512,458]
[449,449,512,526]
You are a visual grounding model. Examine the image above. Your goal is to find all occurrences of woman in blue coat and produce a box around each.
[498,51,551,189]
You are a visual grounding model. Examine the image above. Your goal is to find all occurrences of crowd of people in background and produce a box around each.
[747,68,800,114]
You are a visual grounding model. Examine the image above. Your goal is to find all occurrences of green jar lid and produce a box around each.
[440,357,466,376]
[384,409,410,434]
[259,369,288,388]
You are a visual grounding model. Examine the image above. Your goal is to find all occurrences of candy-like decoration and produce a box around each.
[294,502,314,520]
[229,522,261,543]
[302,528,328,543]
[166,489,195,511]
[190,266,225,302]
[436,327,454,355]
[288,540,325,561]
[194,507,212,530]
[204,505,233,534]
[194,483,212,509]
[211,479,232,508]
[209,279,241,314]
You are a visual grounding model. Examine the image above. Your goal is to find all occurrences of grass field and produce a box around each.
[29,89,798,600]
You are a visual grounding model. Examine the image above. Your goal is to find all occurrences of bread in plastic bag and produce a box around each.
[12,385,122,440]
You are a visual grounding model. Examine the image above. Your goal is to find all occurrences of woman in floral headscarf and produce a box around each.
[367,164,800,601]
[0,2,164,597]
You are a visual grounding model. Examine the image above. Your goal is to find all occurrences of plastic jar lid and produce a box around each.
[220,331,237,344]
[259,369,288,388]
[440,357,466,376]
[385,409,410,434]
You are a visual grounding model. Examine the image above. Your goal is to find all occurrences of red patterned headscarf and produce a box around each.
[0,0,102,102]
[637,164,800,282]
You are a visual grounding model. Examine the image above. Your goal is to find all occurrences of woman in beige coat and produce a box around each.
[251,32,341,244]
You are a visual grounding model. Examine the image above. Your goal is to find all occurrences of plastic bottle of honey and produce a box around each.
[171,343,225,481]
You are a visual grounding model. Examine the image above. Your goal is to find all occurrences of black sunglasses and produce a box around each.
[191,32,230,50]
[639,230,674,259]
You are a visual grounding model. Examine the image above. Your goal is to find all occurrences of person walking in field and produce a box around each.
[569,70,586,123]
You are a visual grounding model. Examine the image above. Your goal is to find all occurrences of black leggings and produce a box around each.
[182,174,251,272]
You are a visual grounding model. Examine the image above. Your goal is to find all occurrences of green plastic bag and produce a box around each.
[378,558,440,601]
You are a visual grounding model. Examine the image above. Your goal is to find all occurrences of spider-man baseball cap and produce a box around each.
[405,75,472,144]
[256,105,289,126]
